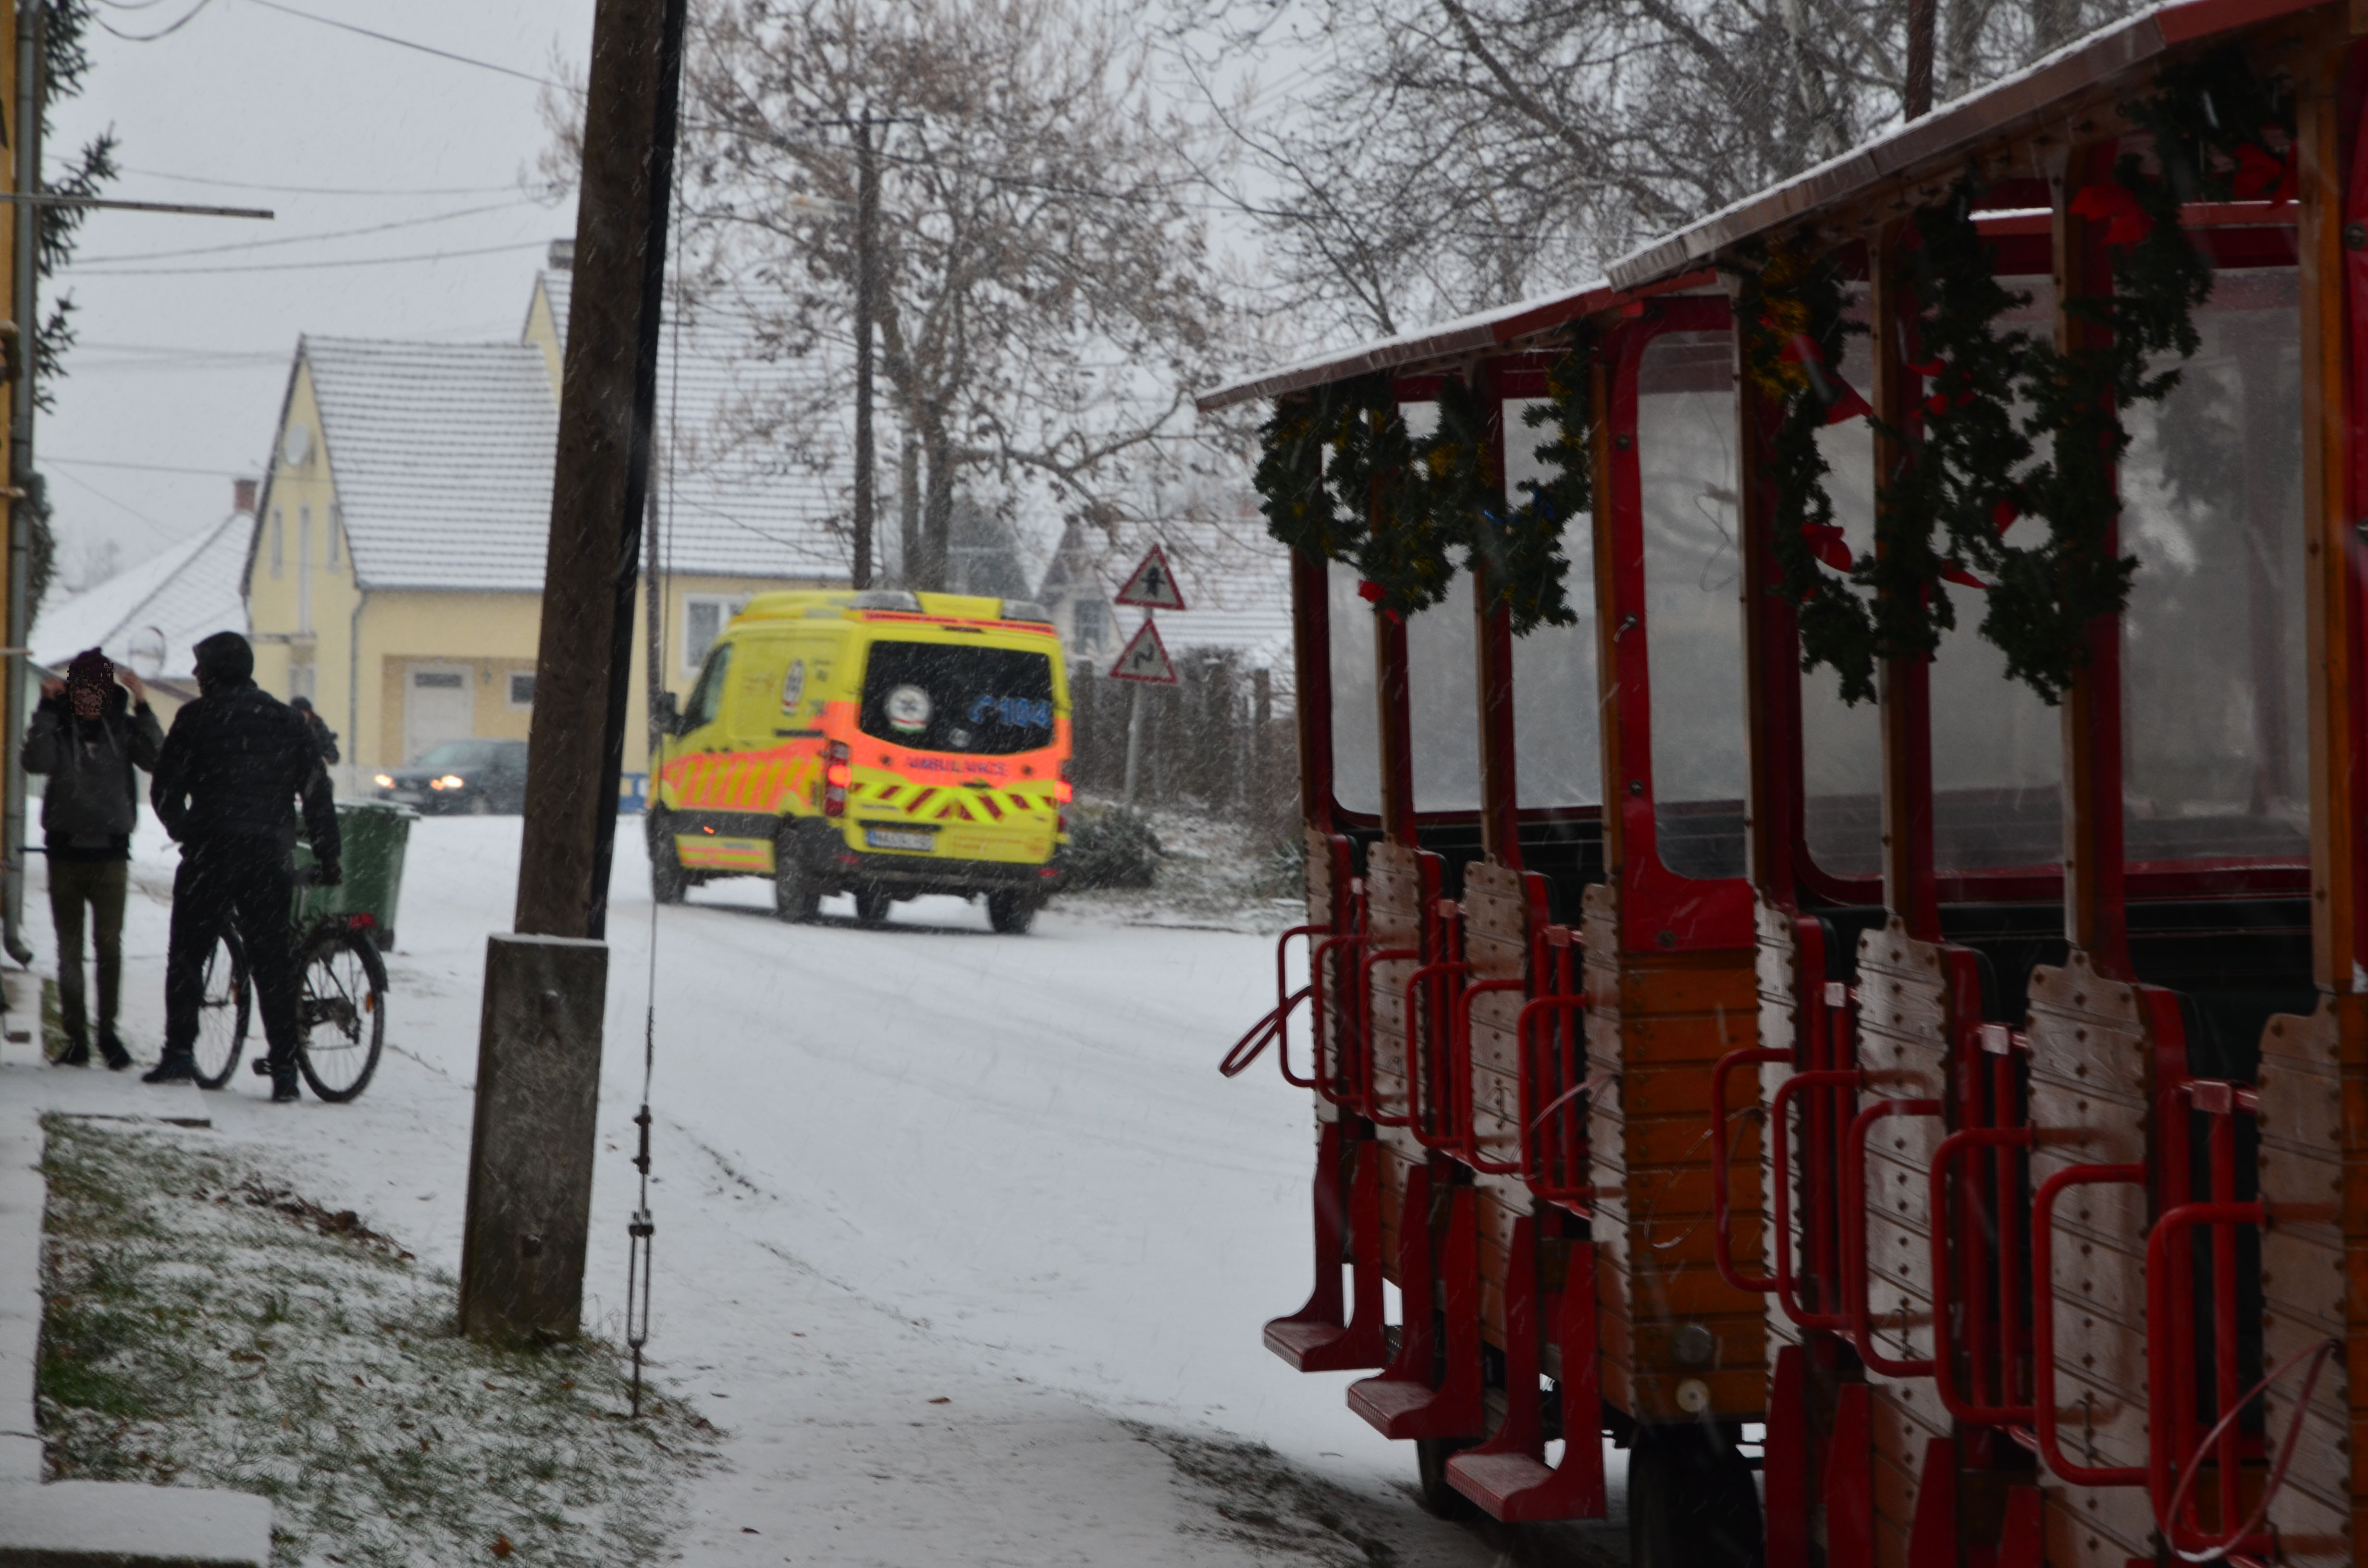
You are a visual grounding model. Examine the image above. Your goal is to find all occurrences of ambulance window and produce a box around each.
[860,640,1054,755]
[684,643,732,730]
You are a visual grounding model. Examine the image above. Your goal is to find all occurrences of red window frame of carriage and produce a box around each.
[1598,294,1757,954]
[1303,360,1606,853]
[1769,206,2314,915]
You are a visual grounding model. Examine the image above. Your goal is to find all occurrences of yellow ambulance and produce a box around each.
[647,590,1072,932]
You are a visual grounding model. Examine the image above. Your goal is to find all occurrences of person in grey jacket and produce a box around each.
[23,648,163,1067]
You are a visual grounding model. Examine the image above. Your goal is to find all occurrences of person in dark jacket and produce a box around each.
[147,632,340,1098]
[22,649,163,1068]
[288,696,340,766]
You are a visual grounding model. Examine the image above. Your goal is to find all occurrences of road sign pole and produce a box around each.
[1122,674,1146,807]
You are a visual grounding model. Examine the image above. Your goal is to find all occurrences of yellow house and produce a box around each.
[247,245,850,791]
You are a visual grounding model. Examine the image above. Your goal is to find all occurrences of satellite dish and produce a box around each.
[282,423,312,467]
[127,626,165,679]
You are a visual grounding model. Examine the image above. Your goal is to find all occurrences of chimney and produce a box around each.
[547,238,574,272]
[233,477,258,515]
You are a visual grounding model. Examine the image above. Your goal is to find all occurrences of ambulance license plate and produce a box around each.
[865,827,935,852]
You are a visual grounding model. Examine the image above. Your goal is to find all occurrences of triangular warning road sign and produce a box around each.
[1113,544,1187,611]
[1109,617,1178,685]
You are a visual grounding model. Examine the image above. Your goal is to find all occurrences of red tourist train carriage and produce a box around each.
[1208,1,2368,1562]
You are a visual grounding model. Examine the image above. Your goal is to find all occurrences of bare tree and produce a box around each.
[1170,0,2142,346]
[647,0,1238,590]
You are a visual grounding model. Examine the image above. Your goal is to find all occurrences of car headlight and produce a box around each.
[433,774,467,789]
[373,774,394,788]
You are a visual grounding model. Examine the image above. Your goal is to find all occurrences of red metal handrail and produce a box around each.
[1929,1125,2038,1427]
[1307,931,1370,1108]
[1768,1068,1860,1331]
[1219,925,1323,1084]
[1840,1097,1944,1378]
[1403,960,1471,1151]
[1709,1046,1788,1295]
[1515,992,1594,1207]
[1453,977,1529,1174]
[2029,1162,2148,1488]
[2148,1199,2275,1561]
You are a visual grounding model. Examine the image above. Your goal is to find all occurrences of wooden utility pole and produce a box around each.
[462,0,690,1347]
[851,108,878,589]
[2,0,38,969]
[514,0,688,943]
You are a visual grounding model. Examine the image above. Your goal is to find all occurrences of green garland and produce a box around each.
[1734,241,1883,704]
[1252,356,1581,630]
[1738,43,2290,705]
[1492,337,1587,634]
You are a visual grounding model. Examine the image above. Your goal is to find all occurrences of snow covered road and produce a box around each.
[23,816,1555,1564]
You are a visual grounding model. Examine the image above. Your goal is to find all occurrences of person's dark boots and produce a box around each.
[54,1034,90,1067]
[271,1072,301,1103]
[141,1054,197,1084]
[97,1031,132,1072]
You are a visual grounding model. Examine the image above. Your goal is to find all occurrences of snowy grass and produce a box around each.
[1059,800,1304,933]
[36,1114,719,1567]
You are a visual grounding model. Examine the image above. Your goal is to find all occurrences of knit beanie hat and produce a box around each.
[65,649,112,703]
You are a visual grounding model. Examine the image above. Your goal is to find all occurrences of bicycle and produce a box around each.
[187,866,388,1102]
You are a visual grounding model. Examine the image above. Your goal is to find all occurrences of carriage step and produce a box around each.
[1443,1451,1588,1521]
[1346,1372,1469,1438]
[1263,1314,1382,1372]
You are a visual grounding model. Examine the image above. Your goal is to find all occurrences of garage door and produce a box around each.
[403,663,474,763]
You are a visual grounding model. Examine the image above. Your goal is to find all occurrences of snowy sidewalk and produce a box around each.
[12,817,1512,1566]
[0,1050,273,1566]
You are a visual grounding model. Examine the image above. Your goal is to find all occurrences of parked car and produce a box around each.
[373,739,529,815]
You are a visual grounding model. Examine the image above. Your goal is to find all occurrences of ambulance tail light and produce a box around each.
[1057,760,1073,833]
[824,742,851,818]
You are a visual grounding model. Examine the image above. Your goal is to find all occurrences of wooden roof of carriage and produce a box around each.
[1196,0,2325,414]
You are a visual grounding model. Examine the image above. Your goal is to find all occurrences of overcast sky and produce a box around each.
[40,0,595,591]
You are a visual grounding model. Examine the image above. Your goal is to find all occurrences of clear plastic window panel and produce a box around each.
[1505,397,1601,808]
[1639,331,1747,880]
[1329,561,1381,816]
[2117,267,2307,864]
[1405,569,1484,811]
[1932,276,2064,873]
[1799,323,1883,879]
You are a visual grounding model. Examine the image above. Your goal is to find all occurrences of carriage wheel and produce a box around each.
[1627,1423,1762,1568]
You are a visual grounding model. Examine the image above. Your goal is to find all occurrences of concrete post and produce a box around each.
[458,933,608,1345]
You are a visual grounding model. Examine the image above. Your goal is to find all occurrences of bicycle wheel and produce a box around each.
[188,929,250,1090]
[296,922,386,1102]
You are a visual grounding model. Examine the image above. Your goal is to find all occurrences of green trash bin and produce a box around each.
[293,800,417,952]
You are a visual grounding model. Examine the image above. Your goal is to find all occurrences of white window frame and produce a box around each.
[269,509,283,577]
[327,503,342,569]
[680,593,748,676]
[297,506,313,633]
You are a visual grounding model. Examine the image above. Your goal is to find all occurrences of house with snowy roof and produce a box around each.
[1033,512,1293,680]
[31,479,259,729]
[246,241,849,785]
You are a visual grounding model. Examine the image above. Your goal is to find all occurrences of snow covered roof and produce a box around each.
[33,508,254,679]
[1197,0,2308,412]
[538,270,852,581]
[300,335,560,593]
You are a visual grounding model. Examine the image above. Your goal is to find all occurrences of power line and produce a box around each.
[240,0,569,90]
[47,454,256,476]
[98,0,215,42]
[121,165,545,198]
[65,238,548,277]
[72,196,551,265]
[45,468,185,539]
